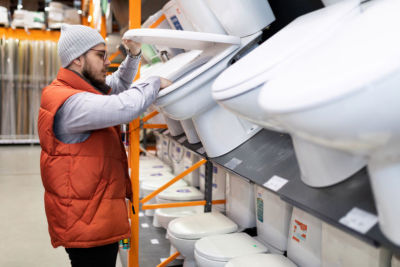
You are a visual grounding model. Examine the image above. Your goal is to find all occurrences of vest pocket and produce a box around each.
[81,178,108,225]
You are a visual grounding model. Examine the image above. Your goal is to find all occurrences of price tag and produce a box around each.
[197,147,205,154]
[141,223,149,228]
[339,207,378,234]
[263,175,289,192]
[138,212,144,217]
[224,157,243,170]
[150,239,159,244]
[178,136,187,144]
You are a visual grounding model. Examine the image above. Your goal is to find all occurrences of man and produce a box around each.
[38,24,171,267]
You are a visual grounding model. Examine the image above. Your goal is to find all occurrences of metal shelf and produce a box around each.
[161,128,400,253]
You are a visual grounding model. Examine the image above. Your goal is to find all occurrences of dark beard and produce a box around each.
[82,67,111,95]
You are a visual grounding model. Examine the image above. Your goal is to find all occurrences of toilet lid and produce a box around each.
[123,28,240,50]
[168,212,238,239]
[124,29,241,99]
[211,0,361,100]
[259,0,400,114]
[141,178,188,190]
[226,253,297,267]
[195,233,268,262]
[158,186,204,201]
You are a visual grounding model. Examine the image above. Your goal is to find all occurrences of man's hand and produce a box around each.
[160,77,172,89]
[122,39,141,56]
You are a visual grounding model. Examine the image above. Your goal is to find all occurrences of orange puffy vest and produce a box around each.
[38,68,132,248]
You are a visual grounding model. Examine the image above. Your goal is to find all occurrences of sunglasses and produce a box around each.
[89,48,108,61]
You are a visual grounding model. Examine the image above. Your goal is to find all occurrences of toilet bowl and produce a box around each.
[258,0,400,244]
[193,184,292,267]
[141,177,188,216]
[194,233,268,267]
[123,0,275,157]
[211,0,366,187]
[167,172,255,267]
[322,222,391,266]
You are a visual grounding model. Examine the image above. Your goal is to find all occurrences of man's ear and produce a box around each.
[71,56,84,67]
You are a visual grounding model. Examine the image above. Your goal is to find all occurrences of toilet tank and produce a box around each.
[322,223,392,267]
[226,172,256,229]
[255,184,292,252]
[204,0,275,37]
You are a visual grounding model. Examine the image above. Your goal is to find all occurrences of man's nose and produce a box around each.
[104,57,111,66]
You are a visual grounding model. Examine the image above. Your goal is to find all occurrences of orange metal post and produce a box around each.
[157,252,181,267]
[142,110,159,123]
[128,1,141,267]
[141,159,207,204]
[143,124,168,129]
[142,199,227,210]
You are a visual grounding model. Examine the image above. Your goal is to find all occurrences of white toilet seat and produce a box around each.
[212,0,361,101]
[168,212,238,239]
[141,178,188,192]
[194,232,268,265]
[156,186,204,202]
[155,206,205,229]
[259,0,399,114]
[226,253,297,267]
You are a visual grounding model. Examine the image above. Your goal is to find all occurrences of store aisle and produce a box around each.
[0,145,69,267]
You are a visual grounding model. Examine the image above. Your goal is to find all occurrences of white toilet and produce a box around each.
[258,0,400,245]
[123,0,275,157]
[169,140,185,175]
[226,253,297,267]
[153,186,204,227]
[322,222,391,267]
[211,0,366,187]
[193,184,292,267]
[167,172,255,267]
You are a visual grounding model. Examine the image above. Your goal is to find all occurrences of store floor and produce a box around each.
[0,145,181,267]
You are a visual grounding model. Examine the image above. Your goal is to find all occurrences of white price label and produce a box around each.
[263,175,289,192]
[197,147,205,154]
[339,207,378,234]
[178,136,187,143]
[141,223,149,228]
[150,239,159,244]
[138,212,144,217]
[224,157,243,170]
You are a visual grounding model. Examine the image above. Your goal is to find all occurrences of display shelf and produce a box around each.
[0,138,39,144]
[160,128,400,253]
[0,27,60,41]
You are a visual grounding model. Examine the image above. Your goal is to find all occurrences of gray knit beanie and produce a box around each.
[58,24,105,68]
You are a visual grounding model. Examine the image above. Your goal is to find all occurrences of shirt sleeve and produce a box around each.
[105,55,141,94]
[54,76,161,134]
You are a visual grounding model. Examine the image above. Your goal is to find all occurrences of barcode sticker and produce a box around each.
[150,239,159,244]
[339,207,378,234]
[141,223,149,228]
[263,175,289,192]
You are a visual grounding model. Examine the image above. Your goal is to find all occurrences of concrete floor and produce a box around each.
[0,145,69,267]
[0,145,177,267]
